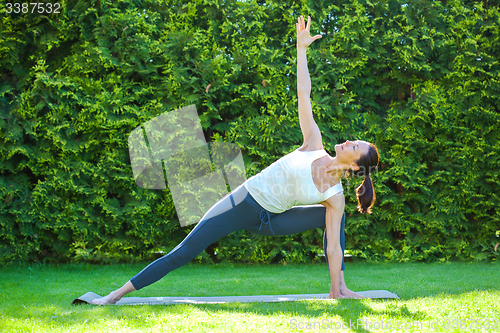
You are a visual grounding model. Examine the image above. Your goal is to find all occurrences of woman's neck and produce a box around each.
[325,156,348,184]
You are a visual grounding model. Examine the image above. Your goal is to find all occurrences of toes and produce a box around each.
[91,298,104,305]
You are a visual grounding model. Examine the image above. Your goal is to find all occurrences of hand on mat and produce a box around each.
[296,15,322,48]
[329,291,345,300]
[339,272,366,299]
[330,283,366,299]
[340,286,366,299]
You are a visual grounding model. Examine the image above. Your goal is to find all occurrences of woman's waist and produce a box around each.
[244,179,320,203]
[243,182,292,213]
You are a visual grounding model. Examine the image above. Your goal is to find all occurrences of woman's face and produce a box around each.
[334,140,370,166]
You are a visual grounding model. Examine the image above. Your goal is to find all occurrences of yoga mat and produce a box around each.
[72,290,399,305]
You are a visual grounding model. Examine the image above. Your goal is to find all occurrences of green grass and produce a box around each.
[1,261,499,332]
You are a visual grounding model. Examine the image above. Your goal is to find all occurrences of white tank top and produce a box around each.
[243,148,343,213]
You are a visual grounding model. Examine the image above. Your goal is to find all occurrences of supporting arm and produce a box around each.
[321,193,346,299]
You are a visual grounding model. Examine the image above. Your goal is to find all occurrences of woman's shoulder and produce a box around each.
[320,191,345,210]
[296,142,325,152]
[296,142,325,153]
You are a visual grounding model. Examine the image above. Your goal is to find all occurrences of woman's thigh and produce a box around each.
[146,188,257,270]
[252,204,327,236]
[199,184,249,221]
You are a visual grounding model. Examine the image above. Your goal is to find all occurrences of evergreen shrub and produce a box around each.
[0,0,498,264]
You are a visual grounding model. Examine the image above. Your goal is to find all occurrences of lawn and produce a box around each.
[0,261,499,332]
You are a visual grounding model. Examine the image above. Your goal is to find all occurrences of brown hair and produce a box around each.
[349,143,379,214]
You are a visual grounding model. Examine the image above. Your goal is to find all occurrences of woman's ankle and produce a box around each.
[111,281,136,301]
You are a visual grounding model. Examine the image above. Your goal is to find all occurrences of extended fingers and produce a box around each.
[297,15,312,31]
[297,16,304,33]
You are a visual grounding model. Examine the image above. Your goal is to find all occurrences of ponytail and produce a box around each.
[356,175,375,214]
[350,143,379,214]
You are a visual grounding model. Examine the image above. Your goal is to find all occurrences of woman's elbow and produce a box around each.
[326,246,342,257]
[297,89,311,97]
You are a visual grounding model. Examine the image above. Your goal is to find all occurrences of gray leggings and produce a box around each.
[130,184,345,290]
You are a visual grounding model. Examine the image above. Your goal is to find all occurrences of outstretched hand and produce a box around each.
[296,15,322,48]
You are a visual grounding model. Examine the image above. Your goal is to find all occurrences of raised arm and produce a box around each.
[296,15,323,150]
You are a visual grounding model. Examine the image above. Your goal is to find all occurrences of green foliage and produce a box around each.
[1,0,498,264]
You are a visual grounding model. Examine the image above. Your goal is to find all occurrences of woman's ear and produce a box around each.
[349,163,360,171]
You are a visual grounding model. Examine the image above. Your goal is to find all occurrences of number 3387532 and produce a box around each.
[6,3,61,14]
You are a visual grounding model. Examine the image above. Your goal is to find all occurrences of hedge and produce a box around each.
[0,0,498,264]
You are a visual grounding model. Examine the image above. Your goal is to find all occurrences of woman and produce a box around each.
[92,15,379,305]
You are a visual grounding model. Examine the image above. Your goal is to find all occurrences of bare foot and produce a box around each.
[91,291,121,305]
[91,281,136,305]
